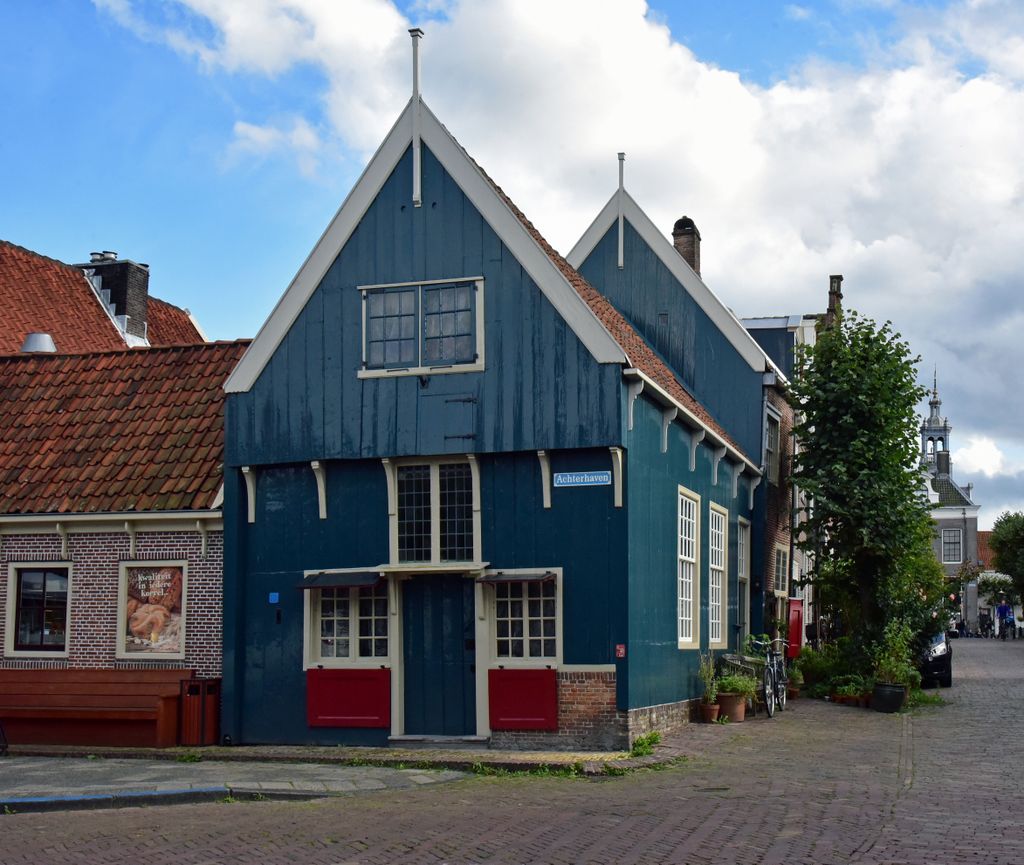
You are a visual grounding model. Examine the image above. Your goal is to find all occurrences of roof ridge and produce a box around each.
[0,239,89,276]
[0,338,250,365]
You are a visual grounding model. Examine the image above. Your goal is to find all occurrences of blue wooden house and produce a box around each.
[220,70,786,749]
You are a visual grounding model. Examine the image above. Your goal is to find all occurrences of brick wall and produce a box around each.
[764,387,795,630]
[0,528,223,677]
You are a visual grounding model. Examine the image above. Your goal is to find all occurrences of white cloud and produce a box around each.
[954,436,1010,478]
[228,118,323,177]
[785,5,813,21]
[101,0,1024,461]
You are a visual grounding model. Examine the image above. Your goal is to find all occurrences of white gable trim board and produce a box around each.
[567,189,786,380]
[224,99,626,394]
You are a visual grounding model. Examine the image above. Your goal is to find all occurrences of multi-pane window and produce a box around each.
[362,279,482,374]
[774,546,790,596]
[495,580,557,659]
[317,583,388,661]
[394,461,477,564]
[678,490,698,645]
[397,465,432,562]
[942,529,963,564]
[737,522,750,645]
[13,567,69,652]
[766,416,781,484]
[709,507,726,645]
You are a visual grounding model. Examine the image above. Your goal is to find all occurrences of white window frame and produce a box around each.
[765,411,781,485]
[774,544,791,598]
[4,562,73,659]
[302,573,397,670]
[357,276,486,379]
[941,528,963,564]
[708,503,729,649]
[737,518,751,648]
[677,486,701,649]
[115,560,188,661]
[484,568,564,667]
[382,456,482,566]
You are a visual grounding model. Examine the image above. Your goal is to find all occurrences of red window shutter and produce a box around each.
[488,668,558,731]
[306,668,390,728]
[787,600,803,659]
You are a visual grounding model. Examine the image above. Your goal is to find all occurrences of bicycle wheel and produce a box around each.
[777,665,787,711]
[763,665,775,717]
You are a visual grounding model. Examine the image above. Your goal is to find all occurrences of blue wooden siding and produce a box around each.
[624,394,754,710]
[749,327,795,379]
[226,144,622,469]
[221,449,629,744]
[576,220,763,459]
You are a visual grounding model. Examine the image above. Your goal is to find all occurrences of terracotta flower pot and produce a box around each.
[787,685,800,700]
[699,702,721,723]
[717,692,747,723]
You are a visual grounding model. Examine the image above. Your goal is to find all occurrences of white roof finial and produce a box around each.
[617,152,625,269]
[410,28,424,207]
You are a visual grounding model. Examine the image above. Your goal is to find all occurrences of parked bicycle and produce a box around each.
[750,637,789,717]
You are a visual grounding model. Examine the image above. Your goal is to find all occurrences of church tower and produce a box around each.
[921,369,953,474]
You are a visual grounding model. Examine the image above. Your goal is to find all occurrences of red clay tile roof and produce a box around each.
[147,296,204,346]
[0,240,127,355]
[475,167,752,462]
[0,341,248,515]
[978,530,995,569]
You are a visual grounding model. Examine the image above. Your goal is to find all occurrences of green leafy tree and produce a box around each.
[791,310,931,637]
[988,511,1024,602]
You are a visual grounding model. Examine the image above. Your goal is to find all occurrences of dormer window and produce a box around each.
[358,277,485,378]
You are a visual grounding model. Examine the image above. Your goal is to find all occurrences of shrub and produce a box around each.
[716,673,758,699]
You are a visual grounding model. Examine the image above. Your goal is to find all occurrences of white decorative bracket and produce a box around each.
[660,407,678,454]
[124,520,137,558]
[711,446,727,486]
[747,475,762,511]
[467,454,481,518]
[731,464,745,500]
[687,429,705,472]
[381,459,397,516]
[55,522,68,558]
[195,519,209,557]
[241,466,256,524]
[311,461,327,520]
[537,450,552,509]
[609,447,624,508]
[617,152,625,269]
[211,484,224,509]
[627,379,644,431]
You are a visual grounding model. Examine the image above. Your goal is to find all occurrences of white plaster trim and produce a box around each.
[195,520,209,556]
[567,189,786,378]
[0,512,223,534]
[311,461,327,520]
[609,447,624,508]
[660,406,678,454]
[537,450,552,509]
[623,368,761,476]
[55,522,68,558]
[241,466,256,524]
[225,98,626,394]
[4,561,73,659]
[124,520,137,558]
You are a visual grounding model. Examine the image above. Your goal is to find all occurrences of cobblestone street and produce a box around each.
[3,638,1022,865]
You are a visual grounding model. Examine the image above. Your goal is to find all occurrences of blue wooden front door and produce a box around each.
[402,574,476,735]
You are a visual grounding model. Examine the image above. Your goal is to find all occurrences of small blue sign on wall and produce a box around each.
[553,471,612,487]
[268,592,280,604]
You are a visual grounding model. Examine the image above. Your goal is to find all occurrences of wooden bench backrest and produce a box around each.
[0,669,193,686]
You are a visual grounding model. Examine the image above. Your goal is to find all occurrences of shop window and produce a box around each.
[359,278,484,378]
[6,564,70,656]
[678,487,701,648]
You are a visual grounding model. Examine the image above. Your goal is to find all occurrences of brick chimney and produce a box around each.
[77,251,150,341]
[936,449,952,477]
[672,216,701,276]
[825,274,843,328]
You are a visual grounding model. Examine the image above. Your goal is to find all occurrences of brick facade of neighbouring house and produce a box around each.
[0,528,223,677]
[764,386,795,631]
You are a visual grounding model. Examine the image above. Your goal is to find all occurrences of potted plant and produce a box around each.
[873,621,915,713]
[787,666,804,699]
[716,673,758,722]
[698,652,720,722]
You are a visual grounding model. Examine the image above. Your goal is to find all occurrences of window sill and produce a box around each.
[489,660,560,669]
[5,649,69,659]
[304,661,392,671]
[676,641,700,651]
[358,362,484,379]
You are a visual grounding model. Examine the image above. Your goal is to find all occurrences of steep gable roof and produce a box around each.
[931,475,974,508]
[0,341,248,515]
[0,240,127,355]
[566,189,785,380]
[147,296,206,346]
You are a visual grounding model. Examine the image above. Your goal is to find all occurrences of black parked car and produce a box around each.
[918,631,953,688]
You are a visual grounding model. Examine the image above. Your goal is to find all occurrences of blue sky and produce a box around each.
[1,0,1021,527]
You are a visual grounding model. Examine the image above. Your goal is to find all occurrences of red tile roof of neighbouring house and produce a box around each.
[0,240,128,355]
[0,341,248,515]
[147,296,204,346]
[0,240,205,353]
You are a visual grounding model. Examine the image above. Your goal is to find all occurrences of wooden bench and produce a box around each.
[0,668,194,748]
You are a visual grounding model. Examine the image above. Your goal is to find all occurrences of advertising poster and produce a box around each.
[121,564,185,657]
